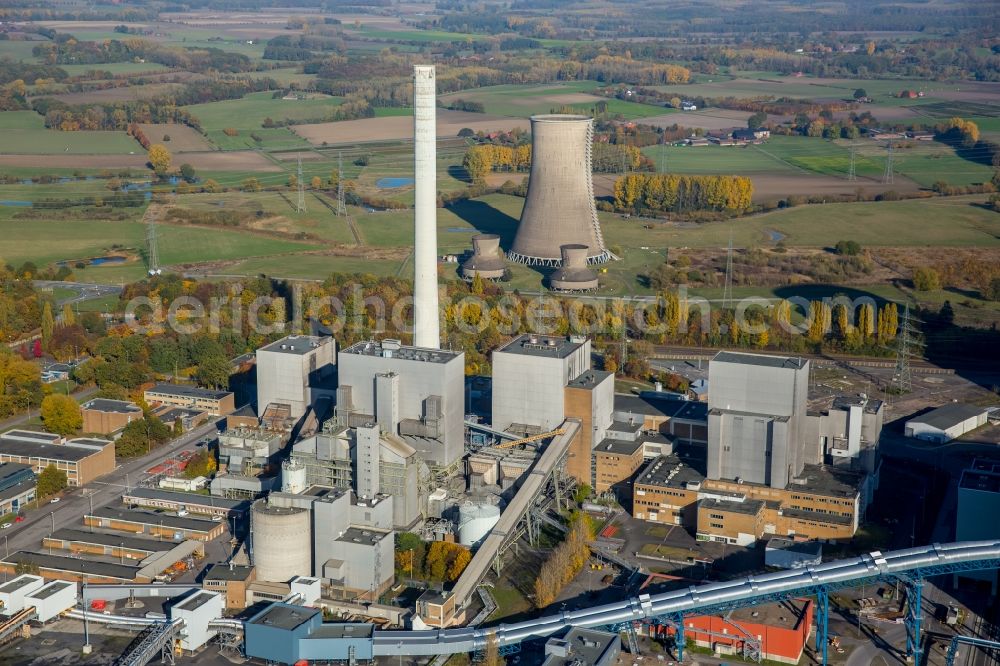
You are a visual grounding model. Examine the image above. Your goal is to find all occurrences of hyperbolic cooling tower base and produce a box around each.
[507,249,614,267]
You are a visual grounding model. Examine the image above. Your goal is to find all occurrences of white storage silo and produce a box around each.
[281,459,307,494]
[458,502,501,546]
[251,499,312,582]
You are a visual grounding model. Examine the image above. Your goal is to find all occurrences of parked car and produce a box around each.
[49,497,60,504]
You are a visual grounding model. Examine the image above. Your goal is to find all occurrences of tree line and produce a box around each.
[461,142,643,182]
[533,512,592,608]
[613,173,754,214]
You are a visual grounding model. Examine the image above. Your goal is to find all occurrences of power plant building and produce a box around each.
[707,352,810,489]
[509,115,612,266]
[337,339,464,469]
[461,234,506,280]
[256,335,336,420]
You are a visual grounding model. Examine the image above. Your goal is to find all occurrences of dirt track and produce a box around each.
[292,111,530,145]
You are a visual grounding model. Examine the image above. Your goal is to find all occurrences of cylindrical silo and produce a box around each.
[510,115,612,266]
[461,234,506,280]
[458,502,501,546]
[550,244,599,291]
[251,499,311,582]
[281,459,307,494]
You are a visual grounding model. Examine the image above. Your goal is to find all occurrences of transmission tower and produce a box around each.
[296,155,306,213]
[722,229,734,311]
[335,151,347,217]
[882,142,894,184]
[893,303,922,394]
[145,213,160,276]
[848,143,857,181]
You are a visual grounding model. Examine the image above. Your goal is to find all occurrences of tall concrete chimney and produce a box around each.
[509,114,613,266]
[413,64,440,349]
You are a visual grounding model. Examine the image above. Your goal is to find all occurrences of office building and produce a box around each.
[81,399,143,434]
[144,383,235,416]
[203,563,256,610]
[337,339,464,468]
[0,431,114,487]
[256,335,336,420]
[0,463,35,516]
[707,352,810,489]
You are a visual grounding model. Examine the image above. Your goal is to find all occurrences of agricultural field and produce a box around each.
[132,124,214,152]
[57,62,172,76]
[292,111,529,145]
[438,81,668,119]
[183,91,346,135]
[0,112,141,155]
[44,83,186,105]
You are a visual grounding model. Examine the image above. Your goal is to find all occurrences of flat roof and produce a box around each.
[259,335,332,355]
[204,563,255,582]
[496,334,586,359]
[337,527,390,546]
[701,497,764,516]
[1,430,60,444]
[48,528,176,553]
[309,623,374,639]
[341,339,461,364]
[543,628,618,666]
[567,369,612,389]
[249,602,320,630]
[729,598,809,629]
[713,351,808,370]
[790,464,863,499]
[0,575,41,593]
[0,462,33,483]
[594,437,643,456]
[0,440,96,462]
[28,580,73,600]
[766,538,823,557]
[82,398,141,414]
[960,469,1000,494]
[636,455,704,490]
[614,394,708,422]
[831,394,883,414]
[122,487,249,511]
[909,403,987,430]
[176,591,217,612]
[146,383,232,400]
[90,507,219,532]
[3,551,138,581]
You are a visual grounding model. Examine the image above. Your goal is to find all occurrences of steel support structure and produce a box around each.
[945,635,1000,666]
[816,588,830,666]
[898,575,924,664]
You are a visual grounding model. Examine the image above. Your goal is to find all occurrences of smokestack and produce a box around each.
[509,115,613,267]
[413,65,440,349]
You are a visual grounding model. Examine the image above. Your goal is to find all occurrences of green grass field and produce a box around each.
[438,81,602,117]
[202,128,311,152]
[183,92,345,134]
[0,114,140,155]
[0,40,42,63]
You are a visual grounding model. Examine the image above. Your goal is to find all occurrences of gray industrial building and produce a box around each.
[491,334,594,434]
[261,486,395,600]
[806,394,883,508]
[337,339,464,468]
[904,403,990,443]
[256,334,336,420]
[707,352,810,489]
[218,427,285,476]
[543,627,621,666]
[955,458,1000,592]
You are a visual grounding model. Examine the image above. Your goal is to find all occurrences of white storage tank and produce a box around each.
[251,499,312,582]
[281,459,307,494]
[458,502,501,546]
[25,580,77,622]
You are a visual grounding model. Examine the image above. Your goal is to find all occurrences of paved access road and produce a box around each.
[32,280,123,307]
[0,418,223,559]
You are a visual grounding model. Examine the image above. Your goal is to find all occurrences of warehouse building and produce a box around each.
[0,431,115,486]
[80,398,143,434]
[24,580,76,623]
[338,339,465,469]
[0,575,45,615]
[0,551,139,583]
[144,383,235,416]
[0,463,35,516]
[42,528,179,562]
[256,334,336,420]
[905,404,990,444]
[84,507,226,541]
[121,487,250,519]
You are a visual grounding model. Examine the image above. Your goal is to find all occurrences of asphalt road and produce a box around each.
[32,280,123,308]
[1,417,223,560]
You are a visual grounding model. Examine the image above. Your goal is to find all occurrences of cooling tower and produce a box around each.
[413,65,440,349]
[550,244,599,291]
[509,114,612,266]
[461,234,506,280]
